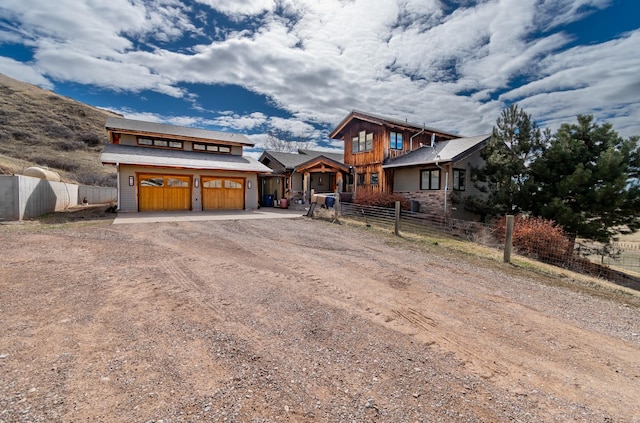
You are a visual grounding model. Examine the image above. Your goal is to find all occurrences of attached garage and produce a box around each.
[202,177,245,210]
[139,174,191,212]
[100,117,272,213]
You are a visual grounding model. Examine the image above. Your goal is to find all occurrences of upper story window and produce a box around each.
[193,143,232,154]
[352,131,373,153]
[390,132,403,150]
[420,169,440,190]
[138,137,183,149]
[453,169,466,191]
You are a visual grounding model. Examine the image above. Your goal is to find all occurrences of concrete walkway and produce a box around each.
[113,208,306,225]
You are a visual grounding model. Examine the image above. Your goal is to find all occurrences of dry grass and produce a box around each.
[0,73,120,186]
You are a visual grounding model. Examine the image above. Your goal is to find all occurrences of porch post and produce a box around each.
[303,172,310,204]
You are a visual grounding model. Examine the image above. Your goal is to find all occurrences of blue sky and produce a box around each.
[0,0,639,157]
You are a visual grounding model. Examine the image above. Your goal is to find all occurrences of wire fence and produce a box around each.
[336,202,640,289]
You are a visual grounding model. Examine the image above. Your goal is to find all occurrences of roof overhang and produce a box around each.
[105,117,255,147]
[329,110,459,140]
[295,156,350,174]
[100,144,272,174]
[382,135,490,169]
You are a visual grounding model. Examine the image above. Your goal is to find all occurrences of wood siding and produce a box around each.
[342,119,456,195]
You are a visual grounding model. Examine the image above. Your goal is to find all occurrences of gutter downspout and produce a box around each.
[435,158,448,223]
[116,163,121,211]
[410,124,426,151]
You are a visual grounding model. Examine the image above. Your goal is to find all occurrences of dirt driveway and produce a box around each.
[1,215,639,422]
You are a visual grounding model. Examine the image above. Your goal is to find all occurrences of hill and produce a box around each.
[0,73,120,186]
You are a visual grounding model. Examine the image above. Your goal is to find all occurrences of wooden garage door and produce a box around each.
[202,177,245,210]
[139,174,191,211]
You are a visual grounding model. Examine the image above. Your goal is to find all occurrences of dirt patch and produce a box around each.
[1,218,639,422]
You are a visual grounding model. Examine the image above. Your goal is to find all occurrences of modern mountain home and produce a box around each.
[100,117,272,212]
[329,110,489,220]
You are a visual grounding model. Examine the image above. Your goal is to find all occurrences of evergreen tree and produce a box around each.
[466,104,545,220]
[526,115,640,243]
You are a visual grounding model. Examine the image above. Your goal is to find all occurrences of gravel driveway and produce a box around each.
[1,216,639,422]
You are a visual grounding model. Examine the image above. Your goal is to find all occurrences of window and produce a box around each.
[365,133,373,150]
[352,131,373,153]
[203,179,222,188]
[420,169,440,190]
[357,173,366,185]
[453,169,466,191]
[390,132,403,150]
[193,143,232,154]
[137,137,183,149]
[167,177,189,187]
[370,172,379,185]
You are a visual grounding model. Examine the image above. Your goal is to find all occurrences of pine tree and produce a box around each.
[466,104,545,220]
[526,115,640,243]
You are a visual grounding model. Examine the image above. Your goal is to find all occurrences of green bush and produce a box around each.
[354,191,409,209]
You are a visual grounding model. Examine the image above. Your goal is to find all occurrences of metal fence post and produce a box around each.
[504,214,514,262]
[395,201,401,236]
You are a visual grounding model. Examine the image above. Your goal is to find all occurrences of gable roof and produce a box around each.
[382,134,490,169]
[296,155,350,174]
[100,144,272,173]
[105,117,254,146]
[329,110,459,140]
[297,149,344,163]
[259,149,344,171]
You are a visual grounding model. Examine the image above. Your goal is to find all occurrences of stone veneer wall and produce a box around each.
[401,191,452,222]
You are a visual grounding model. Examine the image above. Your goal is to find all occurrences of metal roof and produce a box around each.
[105,117,254,146]
[259,149,344,170]
[382,134,490,169]
[100,144,272,173]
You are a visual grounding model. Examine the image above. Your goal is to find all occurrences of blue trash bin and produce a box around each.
[325,196,335,208]
[263,194,274,207]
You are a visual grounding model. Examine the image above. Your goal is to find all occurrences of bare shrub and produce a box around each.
[57,140,85,151]
[76,172,117,187]
[12,130,32,141]
[45,124,74,139]
[493,215,573,265]
[355,191,410,209]
[29,155,78,172]
[78,132,102,147]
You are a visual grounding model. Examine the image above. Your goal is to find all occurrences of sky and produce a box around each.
[0,0,639,156]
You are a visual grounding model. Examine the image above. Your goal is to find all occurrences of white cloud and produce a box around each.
[195,0,275,17]
[0,57,53,89]
[0,0,638,140]
[502,30,640,137]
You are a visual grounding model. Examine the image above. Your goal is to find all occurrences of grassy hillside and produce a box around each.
[0,73,120,186]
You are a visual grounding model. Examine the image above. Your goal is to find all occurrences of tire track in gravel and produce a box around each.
[159,259,221,313]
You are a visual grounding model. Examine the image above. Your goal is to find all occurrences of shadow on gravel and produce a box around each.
[33,204,117,224]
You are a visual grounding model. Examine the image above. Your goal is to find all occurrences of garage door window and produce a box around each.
[225,180,242,189]
[141,176,164,187]
[203,179,222,188]
[167,177,189,187]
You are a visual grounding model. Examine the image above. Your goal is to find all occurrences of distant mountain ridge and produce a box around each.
[0,73,120,186]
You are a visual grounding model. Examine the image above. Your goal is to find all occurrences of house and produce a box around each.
[258,149,349,205]
[329,110,489,220]
[383,134,490,220]
[100,117,272,212]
